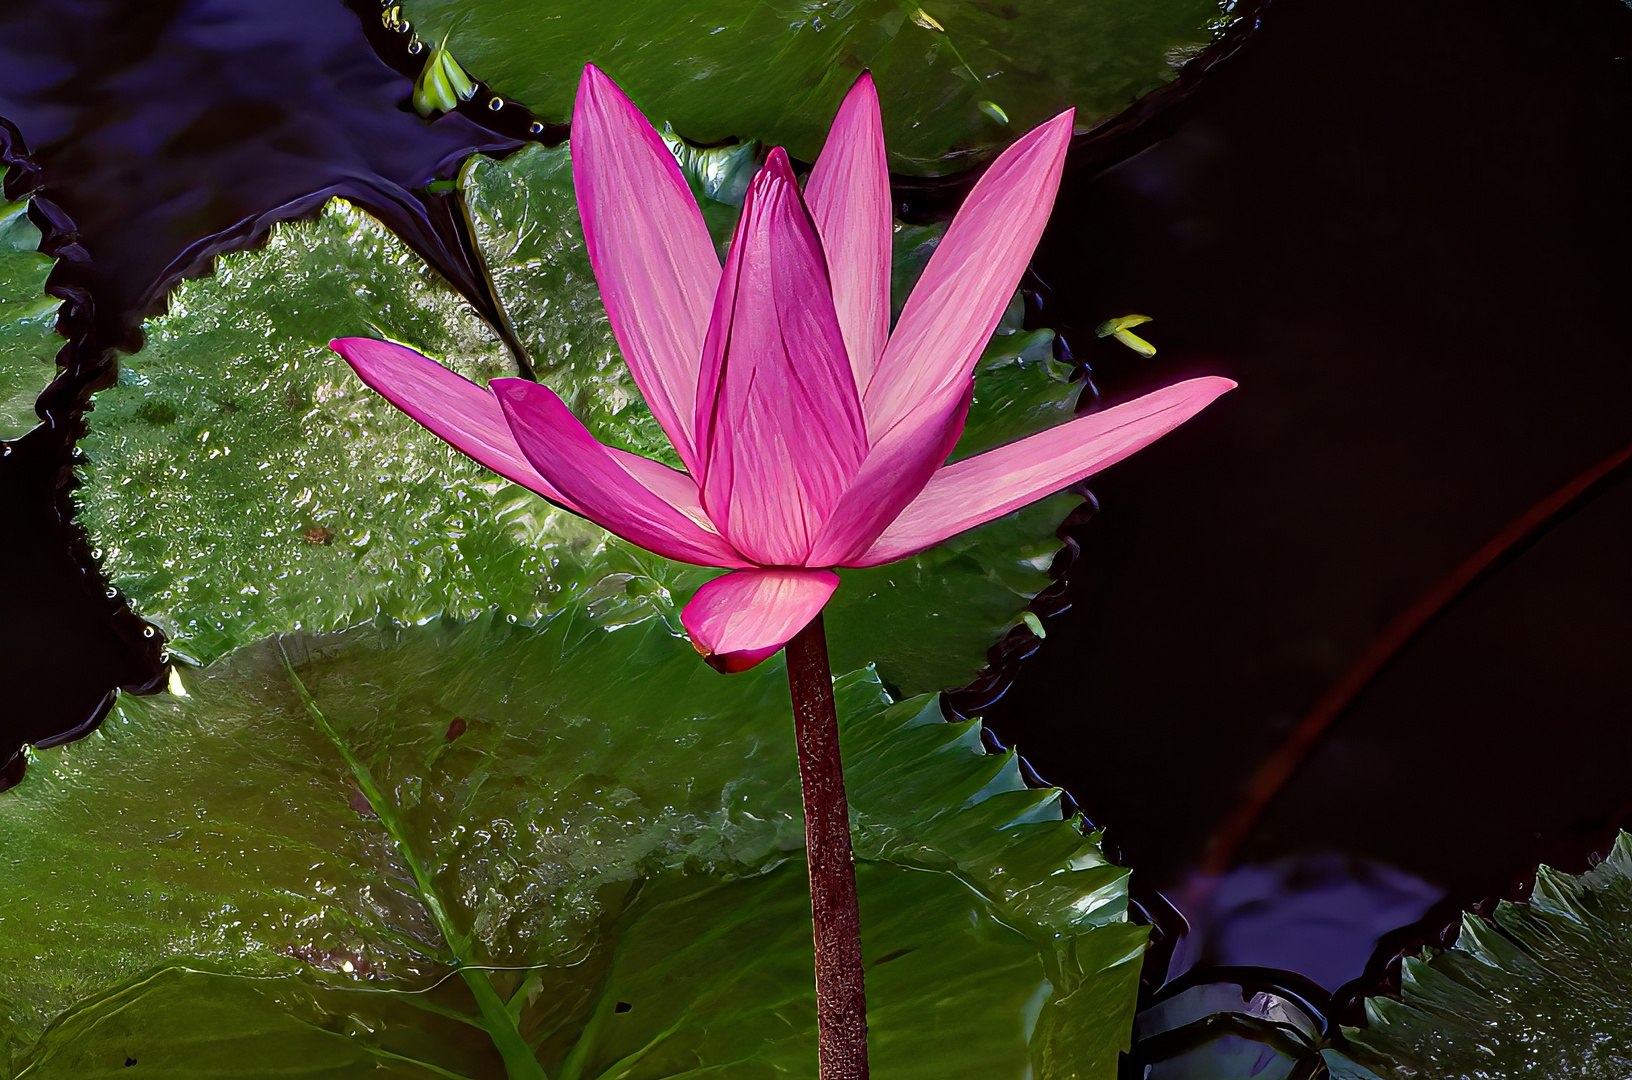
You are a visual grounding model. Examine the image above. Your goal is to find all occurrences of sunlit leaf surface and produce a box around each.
[400,0,1230,173]
[77,144,1082,694]
[0,198,61,440]
[1347,833,1632,1080]
[0,606,1143,1077]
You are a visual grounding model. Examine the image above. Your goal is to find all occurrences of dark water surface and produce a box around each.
[990,0,1632,993]
[1,0,1630,1027]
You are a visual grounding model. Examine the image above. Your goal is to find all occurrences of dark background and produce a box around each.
[2,0,1630,999]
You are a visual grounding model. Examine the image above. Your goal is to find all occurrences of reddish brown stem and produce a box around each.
[785,613,869,1080]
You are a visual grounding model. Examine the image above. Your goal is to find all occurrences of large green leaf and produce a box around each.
[77,143,1082,695]
[0,198,61,440]
[399,0,1227,174]
[1345,832,1632,1080]
[10,966,496,1079]
[1,605,1143,1078]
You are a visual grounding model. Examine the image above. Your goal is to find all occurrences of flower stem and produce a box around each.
[784,612,869,1080]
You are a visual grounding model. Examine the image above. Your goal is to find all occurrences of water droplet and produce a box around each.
[529,121,544,135]
[104,586,117,599]
[143,626,156,638]
[488,96,504,111]
[408,39,424,54]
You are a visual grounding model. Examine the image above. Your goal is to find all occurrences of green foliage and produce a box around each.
[398,0,1227,174]
[51,138,1118,1078]
[78,144,1083,694]
[1346,833,1632,1080]
[11,967,498,1079]
[0,198,62,439]
[0,605,1142,1077]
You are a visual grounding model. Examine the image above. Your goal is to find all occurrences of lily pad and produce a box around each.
[0,605,1143,1077]
[399,0,1229,173]
[77,144,1083,695]
[1346,832,1632,1080]
[0,197,62,440]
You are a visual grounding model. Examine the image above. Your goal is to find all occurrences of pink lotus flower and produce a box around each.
[332,66,1234,673]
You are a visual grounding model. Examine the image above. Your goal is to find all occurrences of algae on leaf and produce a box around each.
[0,605,1141,1078]
[0,198,62,440]
[1347,833,1632,1080]
[398,0,1228,173]
[79,144,1086,695]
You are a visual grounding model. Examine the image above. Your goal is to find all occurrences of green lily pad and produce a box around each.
[0,604,1143,1077]
[399,0,1229,174]
[1345,832,1632,1079]
[0,198,63,440]
[78,143,1083,695]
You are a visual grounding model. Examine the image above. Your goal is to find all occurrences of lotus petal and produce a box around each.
[693,148,868,566]
[681,566,840,672]
[491,377,747,568]
[863,109,1074,441]
[852,377,1236,566]
[574,64,721,472]
[804,72,892,392]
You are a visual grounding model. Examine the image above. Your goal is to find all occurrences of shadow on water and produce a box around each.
[1,0,1631,1046]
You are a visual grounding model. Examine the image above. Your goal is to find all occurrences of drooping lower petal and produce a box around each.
[861,109,1075,443]
[849,377,1236,566]
[804,72,892,392]
[681,567,840,673]
[490,377,748,568]
[574,64,721,472]
[693,148,868,566]
[330,337,576,510]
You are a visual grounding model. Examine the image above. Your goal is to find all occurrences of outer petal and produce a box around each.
[574,64,721,472]
[693,148,868,566]
[490,378,748,568]
[862,109,1075,443]
[804,382,972,567]
[849,377,1236,567]
[681,567,840,673]
[331,337,575,509]
[804,72,891,392]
